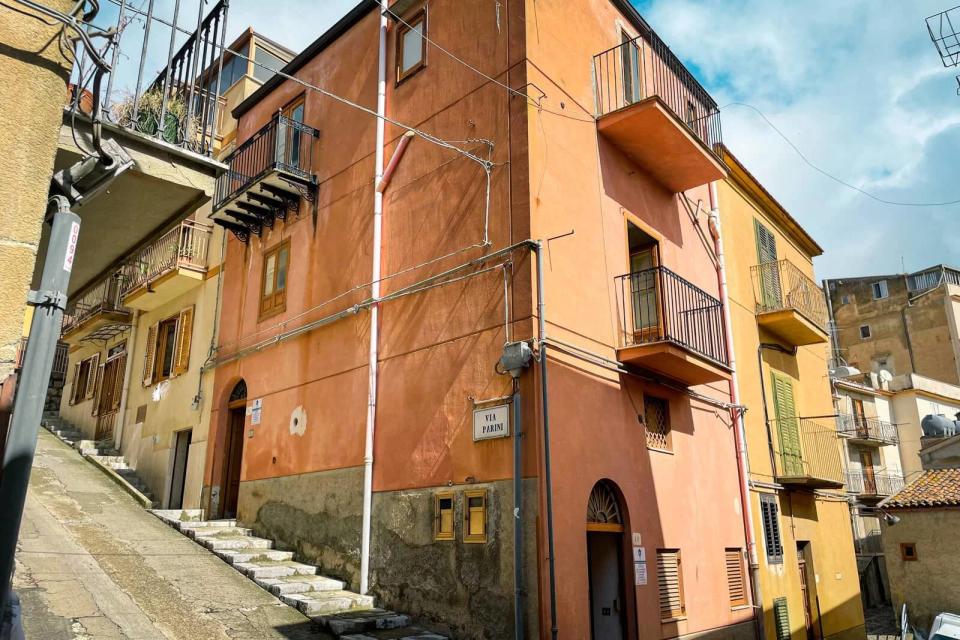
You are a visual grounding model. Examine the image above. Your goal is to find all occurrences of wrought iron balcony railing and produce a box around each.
[120,220,213,296]
[592,30,722,154]
[751,259,828,331]
[846,470,905,498]
[615,266,728,367]
[854,529,884,555]
[15,337,68,379]
[62,272,128,335]
[770,417,844,487]
[836,414,898,444]
[214,114,319,211]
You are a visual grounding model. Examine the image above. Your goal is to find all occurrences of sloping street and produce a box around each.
[13,430,322,640]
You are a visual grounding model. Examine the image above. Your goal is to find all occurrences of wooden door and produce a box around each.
[852,399,868,437]
[630,248,661,340]
[168,429,192,509]
[797,546,815,640]
[588,531,626,640]
[860,451,877,494]
[222,408,245,518]
[771,373,803,476]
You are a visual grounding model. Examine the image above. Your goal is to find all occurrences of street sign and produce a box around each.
[473,403,510,441]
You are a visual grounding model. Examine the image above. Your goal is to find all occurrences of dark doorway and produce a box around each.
[587,481,628,640]
[168,428,192,509]
[221,380,248,519]
[797,542,821,640]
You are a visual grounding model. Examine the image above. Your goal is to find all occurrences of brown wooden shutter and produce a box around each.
[142,323,158,386]
[90,363,104,416]
[84,353,100,399]
[726,548,747,607]
[110,354,126,411]
[172,306,194,376]
[657,549,685,620]
[69,362,80,405]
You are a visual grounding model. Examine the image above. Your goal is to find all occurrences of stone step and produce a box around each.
[216,548,293,564]
[179,519,236,531]
[187,526,254,539]
[318,609,413,636]
[256,574,345,597]
[235,559,316,580]
[202,535,273,551]
[291,590,374,616]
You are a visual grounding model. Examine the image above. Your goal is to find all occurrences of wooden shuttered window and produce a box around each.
[726,548,748,608]
[657,549,685,621]
[754,218,781,308]
[172,306,194,376]
[773,597,791,640]
[84,353,100,399]
[760,494,784,564]
[259,240,290,320]
[754,218,778,264]
[69,362,81,405]
[90,362,104,416]
[142,323,158,387]
[771,372,802,477]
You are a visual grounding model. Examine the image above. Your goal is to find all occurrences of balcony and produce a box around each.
[846,470,905,501]
[15,338,69,380]
[751,260,829,346]
[771,417,844,489]
[614,266,731,386]
[592,30,725,193]
[837,414,899,446]
[121,220,213,311]
[61,273,131,343]
[212,114,319,242]
[854,529,884,555]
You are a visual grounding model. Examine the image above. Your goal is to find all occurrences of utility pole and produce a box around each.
[0,196,80,633]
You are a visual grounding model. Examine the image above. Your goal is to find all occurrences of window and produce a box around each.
[142,307,194,386]
[464,490,487,543]
[773,597,791,640]
[760,494,784,564]
[644,395,671,451]
[872,280,889,300]
[754,219,780,308]
[279,97,306,169]
[900,542,917,561]
[260,240,290,320]
[396,9,426,82]
[725,548,748,608]
[70,353,100,404]
[657,549,685,621]
[860,325,871,340]
[434,492,454,541]
[253,45,285,83]
[841,294,851,305]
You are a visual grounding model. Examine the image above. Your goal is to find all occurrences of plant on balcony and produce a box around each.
[112,89,197,144]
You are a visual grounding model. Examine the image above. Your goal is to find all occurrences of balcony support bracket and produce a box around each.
[214,219,251,244]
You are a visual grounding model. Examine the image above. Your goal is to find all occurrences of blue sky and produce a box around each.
[90,0,960,280]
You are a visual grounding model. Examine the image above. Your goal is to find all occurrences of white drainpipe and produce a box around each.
[114,310,139,450]
[708,182,762,620]
[360,1,388,596]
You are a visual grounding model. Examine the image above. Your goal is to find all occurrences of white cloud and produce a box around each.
[637,0,960,279]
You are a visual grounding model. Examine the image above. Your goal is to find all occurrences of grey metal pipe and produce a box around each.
[535,241,559,640]
[512,384,524,640]
[0,197,80,614]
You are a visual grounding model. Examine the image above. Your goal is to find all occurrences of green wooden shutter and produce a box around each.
[771,372,803,476]
[773,597,791,640]
[760,494,784,564]
[754,219,781,309]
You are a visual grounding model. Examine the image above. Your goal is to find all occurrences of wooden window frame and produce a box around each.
[860,324,871,339]
[657,548,686,622]
[433,491,454,541]
[900,542,917,561]
[153,316,180,384]
[464,489,487,544]
[70,353,100,404]
[760,493,784,564]
[725,548,748,608]
[259,239,290,321]
[142,307,194,387]
[396,8,427,84]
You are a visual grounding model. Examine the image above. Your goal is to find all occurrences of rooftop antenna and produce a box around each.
[927,6,960,67]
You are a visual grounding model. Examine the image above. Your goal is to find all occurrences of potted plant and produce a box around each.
[112,89,197,145]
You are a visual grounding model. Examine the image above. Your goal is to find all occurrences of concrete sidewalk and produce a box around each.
[13,429,327,639]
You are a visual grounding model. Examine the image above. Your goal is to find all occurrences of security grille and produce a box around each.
[644,395,671,450]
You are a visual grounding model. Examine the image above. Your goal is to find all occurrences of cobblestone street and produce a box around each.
[13,430,327,640]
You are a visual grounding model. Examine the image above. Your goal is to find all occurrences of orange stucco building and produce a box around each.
[203,1,756,638]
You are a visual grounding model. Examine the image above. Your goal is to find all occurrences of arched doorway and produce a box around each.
[587,480,628,640]
[221,380,247,519]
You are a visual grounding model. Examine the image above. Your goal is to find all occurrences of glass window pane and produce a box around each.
[276,247,289,292]
[263,254,276,296]
[400,20,424,74]
[254,47,284,83]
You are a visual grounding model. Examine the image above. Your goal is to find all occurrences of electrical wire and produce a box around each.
[725,101,960,208]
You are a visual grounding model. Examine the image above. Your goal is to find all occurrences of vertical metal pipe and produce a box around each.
[513,386,524,640]
[0,198,80,613]
[208,0,228,152]
[157,0,183,143]
[103,0,127,114]
[535,241,559,640]
[132,0,155,122]
[184,0,207,133]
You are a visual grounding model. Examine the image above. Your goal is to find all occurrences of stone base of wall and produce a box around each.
[238,470,540,640]
[677,619,757,640]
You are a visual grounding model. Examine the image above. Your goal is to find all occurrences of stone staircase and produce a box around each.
[41,414,155,506]
[153,511,448,639]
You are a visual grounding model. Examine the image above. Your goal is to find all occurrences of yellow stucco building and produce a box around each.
[718,149,865,640]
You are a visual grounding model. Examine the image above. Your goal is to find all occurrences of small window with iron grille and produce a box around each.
[644,395,671,451]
